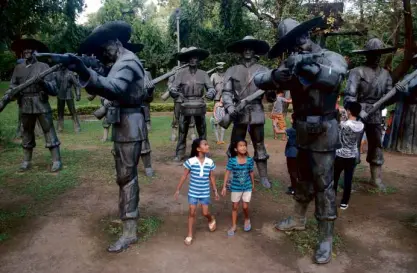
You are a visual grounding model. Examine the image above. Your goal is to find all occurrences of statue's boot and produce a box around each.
[20,148,33,171]
[57,118,64,133]
[170,128,177,142]
[102,128,109,142]
[220,128,225,143]
[107,219,138,253]
[370,165,386,192]
[256,161,271,189]
[173,155,183,163]
[50,147,62,172]
[314,221,334,264]
[275,202,307,231]
[142,153,154,177]
[73,116,81,133]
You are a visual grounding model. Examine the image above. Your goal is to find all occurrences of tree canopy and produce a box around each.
[1,0,417,79]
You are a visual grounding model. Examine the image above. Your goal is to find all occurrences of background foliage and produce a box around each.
[0,0,417,78]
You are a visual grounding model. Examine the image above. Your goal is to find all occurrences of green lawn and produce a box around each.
[0,78,280,242]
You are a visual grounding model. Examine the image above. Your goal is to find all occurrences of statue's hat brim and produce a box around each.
[351,47,397,55]
[268,17,325,59]
[78,21,132,55]
[177,47,209,62]
[226,37,270,55]
[11,39,49,54]
[125,43,144,53]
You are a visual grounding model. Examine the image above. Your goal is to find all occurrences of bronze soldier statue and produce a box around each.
[141,66,154,177]
[65,21,148,252]
[9,39,62,172]
[211,61,226,101]
[344,38,396,191]
[124,44,154,177]
[140,59,153,131]
[14,60,43,138]
[169,47,216,161]
[54,67,81,133]
[254,17,348,264]
[163,48,196,142]
[222,36,273,188]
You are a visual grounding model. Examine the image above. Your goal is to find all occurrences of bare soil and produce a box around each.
[1,137,417,273]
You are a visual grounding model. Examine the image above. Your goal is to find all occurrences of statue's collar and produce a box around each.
[240,59,257,68]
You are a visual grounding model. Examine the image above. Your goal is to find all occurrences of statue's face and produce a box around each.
[189,56,198,67]
[243,48,255,60]
[293,33,311,53]
[366,55,381,66]
[102,40,119,63]
[23,49,33,60]
[218,67,224,73]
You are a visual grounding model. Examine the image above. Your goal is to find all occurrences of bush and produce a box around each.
[52,102,215,118]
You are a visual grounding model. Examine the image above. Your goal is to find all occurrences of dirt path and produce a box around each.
[1,139,417,273]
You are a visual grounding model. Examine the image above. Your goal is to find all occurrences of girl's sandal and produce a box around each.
[227,228,236,236]
[244,220,252,232]
[184,236,193,246]
[208,217,217,232]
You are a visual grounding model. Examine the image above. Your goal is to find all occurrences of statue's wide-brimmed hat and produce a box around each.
[125,43,144,53]
[11,39,49,54]
[352,38,397,55]
[78,21,132,55]
[216,62,226,68]
[177,46,209,62]
[269,17,325,59]
[226,36,270,55]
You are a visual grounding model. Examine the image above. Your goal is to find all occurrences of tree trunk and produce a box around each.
[388,0,417,154]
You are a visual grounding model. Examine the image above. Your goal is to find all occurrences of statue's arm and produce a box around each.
[343,68,360,107]
[204,72,216,100]
[83,59,143,101]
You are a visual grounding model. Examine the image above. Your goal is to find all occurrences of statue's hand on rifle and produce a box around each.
[395,82,407,93]
[103,99,112,107]
[272,68,291,82]
[227,106,239,119]
[205,88,216,100]
[87,94,96,101]
[359,110,369,121]
[65,54,90,82]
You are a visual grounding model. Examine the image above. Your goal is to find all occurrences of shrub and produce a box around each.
[52,102,215,117]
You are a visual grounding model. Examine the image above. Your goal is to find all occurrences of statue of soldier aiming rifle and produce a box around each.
[254,17,348,264]
[43,21,149,252]
[8,39,62,172]
[222,36,274,189]
[169,47,216,161]
[344,38,396,191]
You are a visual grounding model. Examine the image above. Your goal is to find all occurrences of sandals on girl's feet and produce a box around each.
[208,217,217,232]
[227,228,236,236]
[184,236,193,246]
[244,220,252,232]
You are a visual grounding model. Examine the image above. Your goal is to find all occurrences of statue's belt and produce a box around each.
[120,108,142,114]
[295,111,337,122]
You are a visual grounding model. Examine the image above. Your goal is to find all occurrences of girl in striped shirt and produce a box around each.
[221,139,255,236]
[174,138,219,245]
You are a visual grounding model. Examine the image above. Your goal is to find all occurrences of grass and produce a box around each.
[285,218,343,256]
[103,216,163,243]
[256,179,282,200]
[0,79,278,243]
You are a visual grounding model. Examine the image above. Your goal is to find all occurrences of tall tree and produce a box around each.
[0,0,84,45]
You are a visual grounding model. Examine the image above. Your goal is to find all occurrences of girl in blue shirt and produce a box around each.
[174,138,219,246]
[221,139,255,236]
